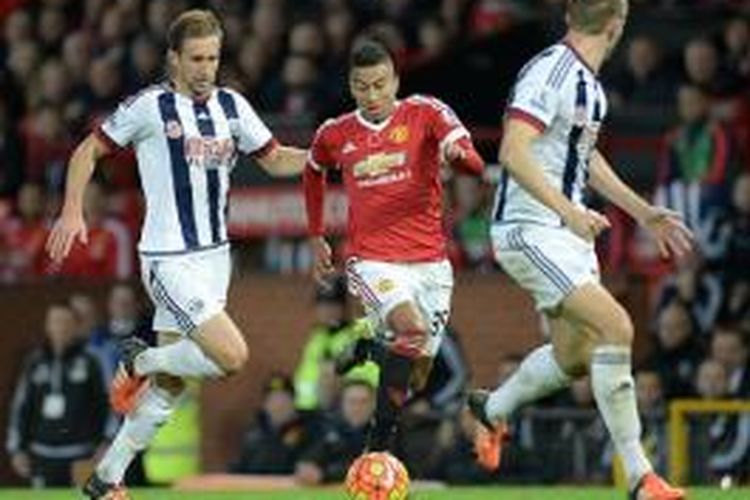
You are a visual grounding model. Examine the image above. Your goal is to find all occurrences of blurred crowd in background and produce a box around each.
[1,0,749,489]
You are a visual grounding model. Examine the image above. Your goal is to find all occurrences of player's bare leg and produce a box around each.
[559,283,684,499]
[470,312,592,469]
[367,301,430,452]
[85,333,187,499]
[130,312,248,380]
[469,313,574,470]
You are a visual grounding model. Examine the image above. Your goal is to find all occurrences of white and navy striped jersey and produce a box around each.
[98,84,274,255]
[492,42,608,227]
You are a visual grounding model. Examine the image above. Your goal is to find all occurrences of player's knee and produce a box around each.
[598,311,634,346]
[388,306,430,358]
[154,374,186,397]
[392,326,429,359]
[216,340,248,375]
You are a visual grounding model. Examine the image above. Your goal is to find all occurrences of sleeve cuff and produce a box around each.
[439,127,470,157]
[94,127,122,153]
[249,138,279,160]
[307,153,325,171]
[506,108,547,133]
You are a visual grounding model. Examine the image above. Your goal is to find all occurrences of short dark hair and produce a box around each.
[349,37,394,69]
[167,9,223,52]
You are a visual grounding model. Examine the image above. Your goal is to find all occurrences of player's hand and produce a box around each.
[562,206,610,242]
[641,206,694,259]
[11,452,30,478]
[46,209,88,263]
[310,236,334,285]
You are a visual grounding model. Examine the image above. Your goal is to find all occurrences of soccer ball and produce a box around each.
[345,452,410,500]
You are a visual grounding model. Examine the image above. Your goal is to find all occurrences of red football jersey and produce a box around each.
[309,95,471,261]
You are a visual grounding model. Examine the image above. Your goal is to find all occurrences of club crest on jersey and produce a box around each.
[165,120,183,139]
[376,279,396,294]
[389,125,410,144]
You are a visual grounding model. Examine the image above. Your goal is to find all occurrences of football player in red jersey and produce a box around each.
[304,37,484,452]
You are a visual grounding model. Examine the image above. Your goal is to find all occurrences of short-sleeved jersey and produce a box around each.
[98,84,274,255]
[309,95,470,261]
[492,42,608,227]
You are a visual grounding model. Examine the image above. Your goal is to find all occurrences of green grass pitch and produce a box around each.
[0,487,747,499]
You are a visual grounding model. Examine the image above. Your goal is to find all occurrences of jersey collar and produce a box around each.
[355,100,402,132]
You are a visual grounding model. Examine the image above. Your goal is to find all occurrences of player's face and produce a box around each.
[349,61,399,123]
[171,35,221,98]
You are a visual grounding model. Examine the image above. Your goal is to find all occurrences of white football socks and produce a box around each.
[134,339,224,378]
[96,385,178,484]
[486,344,571,421]
[590,345,652,489]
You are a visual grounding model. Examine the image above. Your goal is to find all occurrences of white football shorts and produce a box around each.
[345,258,454,357]
[491,224,600,311]
[140,245,230,335]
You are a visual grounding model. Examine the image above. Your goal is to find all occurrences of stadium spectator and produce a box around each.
[557,378,609,484]
[265,54,322,117]
[634,368,668,477]
[450,173,493,271]
[0,93,24,196]
[692,358,750,482]
[231,374,320,475]
[87,283,148,384]
[608,35,676,110]
[295,380,376,485]
[5,39,39,100]
[294,276,378,411]
[2,8,32,50]
[33,59,70,110]
[648,300,704,398]
[654,85,734,242]
[5,303,109,487]
[37,7,66,54]
[710,327,750,397]
[126,34,162,93]
[84,57,123,121]
[21,105,73,192]
[0,183,49,283]
[656,256,723,336]
[288,20,326,61]
[235,37,271,99]
[468,0,526,37]
[709,174,750,284]
[683,37,743,97]
[68,293,102,341]
[722,17,750,82]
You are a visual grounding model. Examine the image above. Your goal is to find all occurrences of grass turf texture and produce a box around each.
[0,487,747,499]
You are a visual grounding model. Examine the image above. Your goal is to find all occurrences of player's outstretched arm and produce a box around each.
[256,145,308,177]
[500,119,609,241]
[588,150,693,259]
[46,133,110,263]
[303,162,334,284]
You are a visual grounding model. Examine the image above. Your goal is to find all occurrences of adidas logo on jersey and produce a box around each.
[342,141,357,154]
